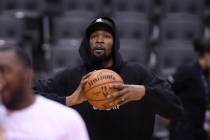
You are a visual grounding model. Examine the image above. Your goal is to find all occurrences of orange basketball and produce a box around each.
[84,69,124,110]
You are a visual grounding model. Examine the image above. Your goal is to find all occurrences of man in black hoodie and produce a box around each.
[34,17,183,140]
[169,39,210,140]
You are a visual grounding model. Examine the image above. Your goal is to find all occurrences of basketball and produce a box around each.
[84,69,124,110]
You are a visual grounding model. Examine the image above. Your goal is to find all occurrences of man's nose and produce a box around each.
[96,35,104,43]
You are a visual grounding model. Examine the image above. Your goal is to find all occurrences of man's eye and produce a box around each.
[90,35,97,39]
[104,34,111,38]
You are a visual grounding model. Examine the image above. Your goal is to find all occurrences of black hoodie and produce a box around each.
[169,62,209,140]
[34,17,183,140]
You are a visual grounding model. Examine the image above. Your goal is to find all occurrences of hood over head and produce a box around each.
[79,17,123,71]
[193,39,210,55]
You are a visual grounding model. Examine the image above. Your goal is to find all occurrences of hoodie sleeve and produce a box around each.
[171,66,192,95]
[33,69,71,104]
[141,67,184,120]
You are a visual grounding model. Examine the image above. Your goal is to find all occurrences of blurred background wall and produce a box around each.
[0,0,209,139]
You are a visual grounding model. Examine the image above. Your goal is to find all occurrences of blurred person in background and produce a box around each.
[34,17,183,140]
[0,43,89,140]
[169,39,210,140]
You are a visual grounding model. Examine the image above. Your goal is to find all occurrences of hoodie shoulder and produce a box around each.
[123,62,150,73]
[173,63,196,79]
[120,62,154,81]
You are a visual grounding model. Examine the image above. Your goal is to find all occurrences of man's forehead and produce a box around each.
[0,50,15,58]
[0,51,19,65]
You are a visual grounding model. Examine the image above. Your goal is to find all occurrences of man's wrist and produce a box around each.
[137,85,146,100]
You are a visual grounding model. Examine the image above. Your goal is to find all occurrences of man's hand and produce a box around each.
[66,72,93,106]
[107,84,146,107]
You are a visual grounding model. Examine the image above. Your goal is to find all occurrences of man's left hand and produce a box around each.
[107,84,146,107]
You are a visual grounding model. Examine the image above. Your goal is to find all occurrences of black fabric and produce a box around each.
[34,17,183,140]
[86,17,115,37]
[169,62,209,140]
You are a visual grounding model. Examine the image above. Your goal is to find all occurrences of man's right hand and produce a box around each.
[66,72,94,106]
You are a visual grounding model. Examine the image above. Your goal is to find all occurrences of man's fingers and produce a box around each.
[118,96,129,106]
[81,78,89,84]
[108,88,127,99]
[110,83,124,90]
[111,98,126,107]
[81,78,89,90]
[108,93,129,108]
[81,71,96,88]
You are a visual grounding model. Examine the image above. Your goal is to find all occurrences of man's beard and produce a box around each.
[3,87,25,110]
[90,50,112,63]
